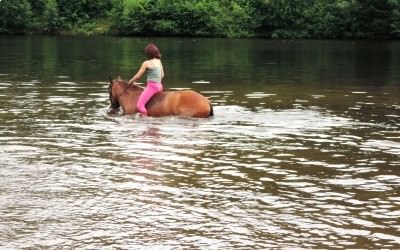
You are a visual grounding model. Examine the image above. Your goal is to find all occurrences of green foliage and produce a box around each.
[255,0,310,38]
[331,0,361,38]
[212,0,259,37]
[356,0,392,38]
[255,0,398,39]
[1,0,400,38]
[0,0,32,34]
[56,0,113,31]
[111,0,218,36]
[27,0,59,33]
[389,0,400,37]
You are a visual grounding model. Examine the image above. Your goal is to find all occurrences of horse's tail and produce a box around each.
[208,102,214,116]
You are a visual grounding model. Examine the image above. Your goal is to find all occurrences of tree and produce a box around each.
[389,0,400,38]
[255,0,313,38]
[26,0,59,33]
[0,0,399,38]
[356,0,392,38]
[0,0,32,34]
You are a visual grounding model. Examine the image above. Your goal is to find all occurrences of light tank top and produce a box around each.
[147,59,163,83]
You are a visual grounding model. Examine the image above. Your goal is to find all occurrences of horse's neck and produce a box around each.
[116,82,140,92]
[116,83,142,102]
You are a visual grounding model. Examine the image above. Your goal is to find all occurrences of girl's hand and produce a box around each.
[128,78,135,85]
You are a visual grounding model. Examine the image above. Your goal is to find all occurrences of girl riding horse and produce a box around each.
[128,43,164,116]
[108,78,214,118]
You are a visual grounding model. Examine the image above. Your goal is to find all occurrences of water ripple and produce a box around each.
[0,78,399,248]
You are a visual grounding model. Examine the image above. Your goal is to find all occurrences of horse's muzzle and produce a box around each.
[107,107,120,115]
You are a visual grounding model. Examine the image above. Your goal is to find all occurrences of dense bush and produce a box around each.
[110,0,215,36]
[27,0,59,33]
[255,0,397,39]
[0,0,32,34]
[389,0,400,37]
[0,0,399,38]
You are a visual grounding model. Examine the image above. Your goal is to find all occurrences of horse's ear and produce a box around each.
[117,76,122,81]
[108,76,113,85]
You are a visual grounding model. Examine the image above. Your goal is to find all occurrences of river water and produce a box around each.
[0,36,399,249]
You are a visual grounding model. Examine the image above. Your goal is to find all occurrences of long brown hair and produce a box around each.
[145,43,161,59]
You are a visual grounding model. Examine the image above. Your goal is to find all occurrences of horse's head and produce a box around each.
[107,76,121,115]
[107,76,145,115]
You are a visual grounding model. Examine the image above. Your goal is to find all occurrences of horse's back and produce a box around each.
[175,90,212,118]
[147,89,212,118]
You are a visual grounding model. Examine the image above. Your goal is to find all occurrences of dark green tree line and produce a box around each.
[0,0,399,38]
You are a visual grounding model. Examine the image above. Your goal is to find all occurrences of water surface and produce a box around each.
[0,36,399,248]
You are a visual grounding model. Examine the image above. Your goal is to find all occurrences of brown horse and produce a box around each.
[107,77,213,118]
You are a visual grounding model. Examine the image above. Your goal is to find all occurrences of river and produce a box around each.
[0,36,399,248]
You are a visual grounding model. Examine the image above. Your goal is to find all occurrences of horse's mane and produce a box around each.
[114,79,144,92]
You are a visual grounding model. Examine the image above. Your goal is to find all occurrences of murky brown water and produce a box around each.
[0,36,399,248]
